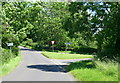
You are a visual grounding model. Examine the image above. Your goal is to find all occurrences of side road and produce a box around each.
[2,46,76,81]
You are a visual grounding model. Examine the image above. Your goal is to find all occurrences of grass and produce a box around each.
[42,52,93,59]
[54,51,73,54]
[0,54,22,77]
[67,60,118,81]
[20,44,32,49]
[42,50,76,54]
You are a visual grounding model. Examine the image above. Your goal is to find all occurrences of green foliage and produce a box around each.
[93,2,120,59]
[1,48,19,65]
[2,2,120,61]
[66,2,120,60]
[2,25,19,48]
[42,52,93,59]
[21,38,38,49]
[95,61,118,77]
[1,49,10,65]
[67,60,118,81]
[0,55,21,77]
[25,38,33,46]
[2,2,34,49]
[11,46,20,56]
[67,60,95,71]
[31,2,70,49]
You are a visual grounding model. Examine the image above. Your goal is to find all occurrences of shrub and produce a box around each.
[73,47,97,55]
[11,46,19,56]
[1,48,19,65]
[1,49,11,65]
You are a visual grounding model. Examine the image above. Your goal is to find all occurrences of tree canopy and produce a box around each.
[1,2,120,61]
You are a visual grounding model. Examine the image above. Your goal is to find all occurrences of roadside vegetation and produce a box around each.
[67,60,118,81]
[2,2,119,61]
[0,48,21,77]
[1,1,119,80]
[0,55,21,77]
[42,52,93,59]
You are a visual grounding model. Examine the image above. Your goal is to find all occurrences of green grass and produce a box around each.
[57,51,73,54]
[0,55,22,77]
[67,60,118,81]
[42,52,93,59]
[20,44,32,49]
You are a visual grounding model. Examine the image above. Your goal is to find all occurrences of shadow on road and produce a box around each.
[20,47,42,52]
[20,48,35,51]
[27,64,68,73]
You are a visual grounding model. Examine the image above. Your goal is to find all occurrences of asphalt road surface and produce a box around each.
[2,46,76,81]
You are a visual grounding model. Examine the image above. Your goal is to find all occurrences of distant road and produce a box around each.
[2,46,76,81]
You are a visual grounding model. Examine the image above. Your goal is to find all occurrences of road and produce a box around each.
[2,46,76,81]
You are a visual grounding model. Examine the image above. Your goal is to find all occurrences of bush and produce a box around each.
[1,48,19,65]
[1,49,11,65]
[74,47,97,55]
[26,38,33,46]
[11,46,19,56]
[22,41,27,46]
[97,49,120,62]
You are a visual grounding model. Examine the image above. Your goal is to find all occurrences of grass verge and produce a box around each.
[66,60,118,81]
[0,54,22,77]
[42,52,93,59]
[20,44,32,49]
